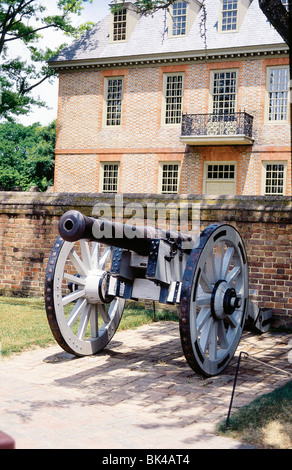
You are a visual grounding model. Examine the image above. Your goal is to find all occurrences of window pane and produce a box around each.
[268,68,289,121]
[165,75,183,124]
[207,164,235,180]
[161,164,179,193]
[106,78,123,126]
[222,0,238,31]
[213,71,237,114]
[113,8,127,41]
[172,1,187,36]
[103,164,119,192]
[264,163,285,195]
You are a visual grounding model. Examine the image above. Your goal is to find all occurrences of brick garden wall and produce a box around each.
[0,191,291,326]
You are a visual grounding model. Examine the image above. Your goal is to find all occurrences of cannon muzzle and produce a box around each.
[58,210,193,256]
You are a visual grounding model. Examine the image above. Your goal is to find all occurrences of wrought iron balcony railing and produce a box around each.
[180,112,254,145]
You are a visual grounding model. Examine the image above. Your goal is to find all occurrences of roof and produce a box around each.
[49,0,287,68]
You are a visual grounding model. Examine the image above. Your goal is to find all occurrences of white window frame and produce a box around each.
[261,161,287,196]
[218,0,250,33]
[100,162,120,193]
[158,162,181,194]
[209,69,238,115]
[171,1,188,37]
[103,77,124,127]
[203,161,237,194]
[220,0,238,32]
[265,66,289,123]
[162,72,185,126]
[111,7,127,42]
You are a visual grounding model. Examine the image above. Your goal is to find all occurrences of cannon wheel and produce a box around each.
[179,224,249,377]
[45,236,125,356]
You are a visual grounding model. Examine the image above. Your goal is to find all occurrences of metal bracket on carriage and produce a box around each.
[246,299,273,334]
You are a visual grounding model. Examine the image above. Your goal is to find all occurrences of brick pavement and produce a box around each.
[0,321,291,449]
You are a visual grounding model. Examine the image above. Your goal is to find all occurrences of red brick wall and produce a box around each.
[54,56,291,196]
[0,192,291,326]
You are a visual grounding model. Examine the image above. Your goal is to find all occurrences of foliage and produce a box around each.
[0,0,94,121]
[0,120,56,191]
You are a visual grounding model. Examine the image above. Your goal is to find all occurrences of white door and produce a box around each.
[204,163,236,195]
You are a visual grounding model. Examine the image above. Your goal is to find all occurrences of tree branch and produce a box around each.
[258,0,290,47]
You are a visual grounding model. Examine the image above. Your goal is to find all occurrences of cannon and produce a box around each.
[45,210,269,377]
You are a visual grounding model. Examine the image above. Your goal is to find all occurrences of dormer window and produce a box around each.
[172,1,187,36]
[221,0,238,31]
[219,0,250,33]
[113,8,127,41]
[168,0,201,38]
[110,3,139,43]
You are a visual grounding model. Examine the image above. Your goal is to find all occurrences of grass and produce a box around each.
[217,381,292,449]
[0,296,178,357]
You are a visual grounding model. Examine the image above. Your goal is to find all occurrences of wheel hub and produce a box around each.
[211,280,242,320]
[84,269,112,304]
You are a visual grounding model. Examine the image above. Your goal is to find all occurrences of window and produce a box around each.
[221,0,238,31]
[172,1,187,36]
[105,77,123,126]
[101,163,119,193]
[211,70,237,115]
[163,74,184,125]
[262,162,287,195]
[160,163,180,193]
[281,0,289,11]
[207,164,235,180]
[267,67,289,122]
[113,8,127,41]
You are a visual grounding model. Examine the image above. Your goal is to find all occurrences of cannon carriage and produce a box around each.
[45,210,269,377]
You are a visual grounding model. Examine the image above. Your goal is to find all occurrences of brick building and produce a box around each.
[49,0,291,196]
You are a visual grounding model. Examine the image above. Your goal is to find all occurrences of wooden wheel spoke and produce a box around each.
[99,246,112,270]
[226,266,241,284]
[98,303,111,324]
[77,303,91,340]
[218,320,228,349]
[208,321,218,361]
[91,242,100,270]
[200,270,213,293]
[80,240,93,271]
[200,317,213,354]
[67,298,87,328]
[90,305,99,338]
[197,307,212,331]
[64,273,86,286]
[62,288,85,306]
[221,247,234,280]
[214,242,225,280]
[68,249,88,276]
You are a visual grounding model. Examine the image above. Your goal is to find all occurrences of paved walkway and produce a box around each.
[0,322,291,449]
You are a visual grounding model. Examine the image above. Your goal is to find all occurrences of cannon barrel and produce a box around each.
[58,210,193,256]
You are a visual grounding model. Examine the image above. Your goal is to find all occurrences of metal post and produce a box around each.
[226,351,249,428]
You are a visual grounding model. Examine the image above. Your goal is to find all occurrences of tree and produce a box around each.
[0,120,56,191]
[259,0,290,47]
[0,0,94,121]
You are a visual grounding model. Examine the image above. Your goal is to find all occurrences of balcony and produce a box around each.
[180,112,254,146]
